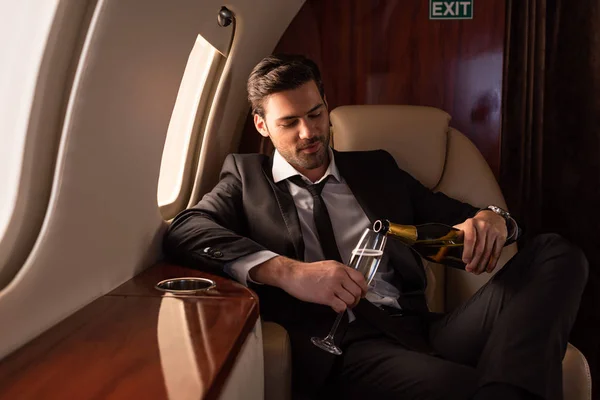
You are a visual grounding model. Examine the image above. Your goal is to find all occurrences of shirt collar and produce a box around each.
[272,147,341,184]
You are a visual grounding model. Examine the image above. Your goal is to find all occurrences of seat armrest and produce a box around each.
[563,343,592,400]
[262,321,292,400]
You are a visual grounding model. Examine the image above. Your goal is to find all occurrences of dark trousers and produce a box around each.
[326,234,588,400]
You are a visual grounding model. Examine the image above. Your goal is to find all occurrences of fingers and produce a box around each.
[330,297,347,313]
[461,221,476,267]
[345,267,369,295]
[328,264,365,312]
[486,237,504,273]
[474,235,493,274]
[337,268,366,308]
[463,215,508,274]
[289,261,370,313]
[334,285,357,307]
[466,232,487,273]
[341,279,363,307]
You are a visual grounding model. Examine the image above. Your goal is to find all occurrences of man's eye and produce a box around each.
[308,112,321,119]
[281,120,298,128]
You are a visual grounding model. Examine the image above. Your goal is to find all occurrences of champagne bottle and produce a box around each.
[372,219,466,269]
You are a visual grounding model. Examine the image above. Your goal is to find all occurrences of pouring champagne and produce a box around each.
[311,228,387,355]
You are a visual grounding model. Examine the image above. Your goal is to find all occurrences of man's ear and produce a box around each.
[254,114,269,138]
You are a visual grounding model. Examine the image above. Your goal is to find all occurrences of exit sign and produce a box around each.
[430,0,473,20]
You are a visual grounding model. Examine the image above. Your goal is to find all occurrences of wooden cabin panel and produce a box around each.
[0,265,259,400]
[239,0,505,178]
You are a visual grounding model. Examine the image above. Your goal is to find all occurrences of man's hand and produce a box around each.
[453,210,508,274]
[249,256,368,313]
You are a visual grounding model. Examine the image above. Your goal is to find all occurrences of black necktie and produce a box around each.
[288,175,343,263]
[289,176,431,353]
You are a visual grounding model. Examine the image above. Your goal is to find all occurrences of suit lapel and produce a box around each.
[262,158,305,260]
[334,150,427,286]
[334,150,378,224]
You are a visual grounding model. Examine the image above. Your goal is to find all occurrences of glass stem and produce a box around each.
[323,311,345,342]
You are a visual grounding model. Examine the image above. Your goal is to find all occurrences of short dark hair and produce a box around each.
[247,54,325,118]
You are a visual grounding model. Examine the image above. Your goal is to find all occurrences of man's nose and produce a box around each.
[298,118,316,140]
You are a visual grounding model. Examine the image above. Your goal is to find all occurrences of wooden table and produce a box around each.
[0,264,260,400]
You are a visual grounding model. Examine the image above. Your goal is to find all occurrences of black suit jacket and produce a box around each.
[163,149,478,393]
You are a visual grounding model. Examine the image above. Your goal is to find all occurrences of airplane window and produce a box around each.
[0,2,62,287]
[157,35,223,219]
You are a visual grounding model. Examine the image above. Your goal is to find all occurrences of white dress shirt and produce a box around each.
[224,148,402,310]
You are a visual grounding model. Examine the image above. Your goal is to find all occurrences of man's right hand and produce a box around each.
[249,256,368,313]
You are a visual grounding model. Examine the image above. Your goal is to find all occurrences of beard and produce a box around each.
[280,133,329,171]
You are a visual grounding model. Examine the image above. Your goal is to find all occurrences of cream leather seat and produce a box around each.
[261,105,591,400]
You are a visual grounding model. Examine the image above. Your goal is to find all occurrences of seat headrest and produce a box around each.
[330,105,450,188]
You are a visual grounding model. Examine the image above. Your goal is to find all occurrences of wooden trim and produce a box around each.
[108,263,257,301]
[0,263,259,400]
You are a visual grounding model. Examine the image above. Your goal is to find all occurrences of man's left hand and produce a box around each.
[453,211,508,274]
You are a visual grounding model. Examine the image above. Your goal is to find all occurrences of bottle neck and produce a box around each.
[373,220,417,243]
[387,222,418,243]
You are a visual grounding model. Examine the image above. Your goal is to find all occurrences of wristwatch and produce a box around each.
[486,205,511,220]
[485,205,519,243]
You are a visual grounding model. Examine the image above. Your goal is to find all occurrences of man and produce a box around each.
[164,54,588,400]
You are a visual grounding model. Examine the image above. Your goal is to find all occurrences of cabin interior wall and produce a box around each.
[0,0,305,360]
[238,0,506,180]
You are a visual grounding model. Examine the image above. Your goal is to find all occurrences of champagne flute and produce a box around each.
[311,228,387,355]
